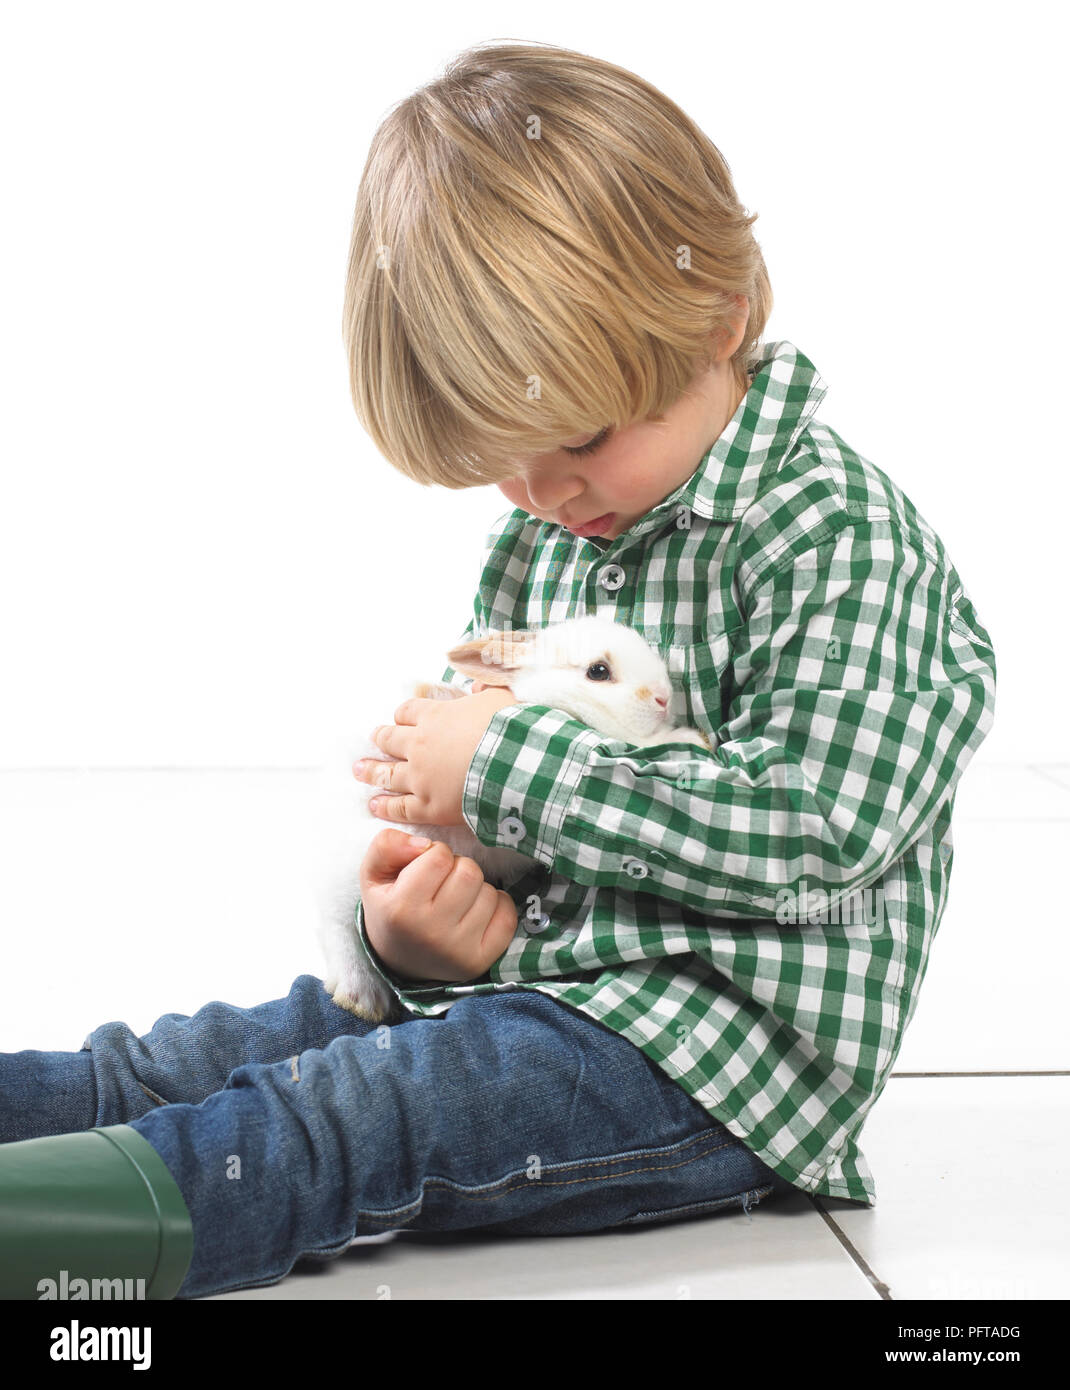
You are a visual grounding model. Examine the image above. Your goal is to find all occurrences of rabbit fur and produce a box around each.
[316,615,710,1022]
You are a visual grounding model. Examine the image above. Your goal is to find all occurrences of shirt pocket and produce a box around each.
[664,627,741,748]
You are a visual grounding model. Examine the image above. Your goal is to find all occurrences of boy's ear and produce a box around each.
[445,629,535,684]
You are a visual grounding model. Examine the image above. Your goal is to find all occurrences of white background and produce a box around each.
[2,0,1064,769]
[0,1,1066,1048]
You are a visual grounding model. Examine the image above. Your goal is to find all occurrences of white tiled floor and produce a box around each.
[0,760,1066,1299]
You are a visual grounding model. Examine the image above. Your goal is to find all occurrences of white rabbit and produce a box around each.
[316,615,710,1022]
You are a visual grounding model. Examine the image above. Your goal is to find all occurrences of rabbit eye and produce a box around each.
[586,661,612,681]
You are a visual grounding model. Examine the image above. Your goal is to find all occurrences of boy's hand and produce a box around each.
[355,685,518,828]
[360,829,518,983]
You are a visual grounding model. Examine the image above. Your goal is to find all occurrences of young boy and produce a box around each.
[0,42,995,1299]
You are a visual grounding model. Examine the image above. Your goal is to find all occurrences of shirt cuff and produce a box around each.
[461,703,606,867]
[355,898,412,990]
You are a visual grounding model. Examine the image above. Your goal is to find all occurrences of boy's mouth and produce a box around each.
[564,511,614,537]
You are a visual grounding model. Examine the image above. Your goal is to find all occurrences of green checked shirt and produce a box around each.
[355,340,997,1204]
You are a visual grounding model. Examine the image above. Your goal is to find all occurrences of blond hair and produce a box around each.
[342,40,773,489]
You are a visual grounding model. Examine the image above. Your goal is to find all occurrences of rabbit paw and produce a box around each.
[325,969,395,1024]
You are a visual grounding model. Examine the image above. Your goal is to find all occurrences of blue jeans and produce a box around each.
[2,975,794,1298]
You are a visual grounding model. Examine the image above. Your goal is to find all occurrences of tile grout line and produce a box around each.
[824,1070,1070,1300]
[810,1196,892,1301]
[1025,763,1070,794]
[890,1070,1070,1077]
[0,766,323,773]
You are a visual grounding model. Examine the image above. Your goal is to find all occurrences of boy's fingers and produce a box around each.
[430,855,492,922]
[392,838,456,904]
[472,890,519,969]
[367,792,411,822]
[432,884,515,979]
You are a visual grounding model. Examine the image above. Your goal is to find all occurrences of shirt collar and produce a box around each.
[619,340,829,538]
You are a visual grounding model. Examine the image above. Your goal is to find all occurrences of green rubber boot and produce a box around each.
[0,1125,193,1300]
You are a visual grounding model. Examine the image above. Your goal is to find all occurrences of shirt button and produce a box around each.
[524,913,552,935]
[624,858,649,880]
[498,813,526,846]
[599,564,626,592]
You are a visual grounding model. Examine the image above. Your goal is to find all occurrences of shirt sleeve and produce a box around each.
[437,613,479,694]
[460,521,997,920]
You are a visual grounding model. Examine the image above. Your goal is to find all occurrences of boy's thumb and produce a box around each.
[364,829,436,884]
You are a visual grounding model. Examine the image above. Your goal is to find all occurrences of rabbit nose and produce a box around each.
[655,695,668,709]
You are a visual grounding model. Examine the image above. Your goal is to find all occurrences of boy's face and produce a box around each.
[495,322,749,543]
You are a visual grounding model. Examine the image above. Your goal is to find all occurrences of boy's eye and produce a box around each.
[562,427,612,457]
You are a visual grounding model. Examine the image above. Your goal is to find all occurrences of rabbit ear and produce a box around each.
[445,629,537,684]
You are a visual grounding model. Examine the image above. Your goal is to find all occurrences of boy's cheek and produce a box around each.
[496,480,528,510]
